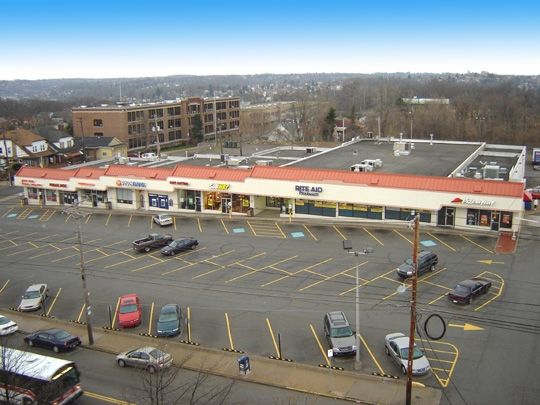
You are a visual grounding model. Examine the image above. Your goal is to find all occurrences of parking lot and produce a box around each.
[1,203,538,404]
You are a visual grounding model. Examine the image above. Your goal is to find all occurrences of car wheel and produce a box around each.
[53,346,59,353]
[117,359,126,367]
[468,297,473,304]
[147,365,156,373]
[144,247,150,253]
[191,244,196,250]
[385,345,390,355]
[430,264,435,272]
[401,365,407,375]
[27,340,33,347]
[170,250,176,256]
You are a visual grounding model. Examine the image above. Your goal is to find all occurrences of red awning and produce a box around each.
[523,191,533,202]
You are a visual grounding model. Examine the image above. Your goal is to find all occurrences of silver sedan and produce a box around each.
[116,347,173,373]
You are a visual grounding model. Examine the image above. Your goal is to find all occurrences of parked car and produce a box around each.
[156,304,182,337]
[0,314,18,336]
[160,238,199,256]
[396,251,438,279]
[18,283,48,311]
[384,332,430,375]
[118,294,142,328]
[116,347,173,373]
[153,214,173,226]
[24,328,81,353]
[526,187,540,200]
[448,278,492,304]
[323,311,356,356]
[132,233,173,253]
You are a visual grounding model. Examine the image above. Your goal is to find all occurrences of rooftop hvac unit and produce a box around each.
[306,147,316,154]
[228,157,243,166]
[361,159,383,168]
[483,165,500,179]
[351,163,373,172]
[256,160,272,166]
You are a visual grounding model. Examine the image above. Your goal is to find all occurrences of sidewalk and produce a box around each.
[6,311,441,405]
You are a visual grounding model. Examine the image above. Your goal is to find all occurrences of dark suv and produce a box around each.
[396,251,438,279]
[323,311,357,356]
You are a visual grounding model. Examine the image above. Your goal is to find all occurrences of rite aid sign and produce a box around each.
[452,197,494,206]
[295,185,323,196]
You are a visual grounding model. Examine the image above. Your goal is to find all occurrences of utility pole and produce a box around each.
[405,213,420,405]
[63,203,94,345]
[2,129,13,186]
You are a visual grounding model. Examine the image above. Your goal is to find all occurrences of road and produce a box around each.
[1,202,539,404]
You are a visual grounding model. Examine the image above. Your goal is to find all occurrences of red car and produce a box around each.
[118,294,142,328]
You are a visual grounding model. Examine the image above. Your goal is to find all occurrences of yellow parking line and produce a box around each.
[427,232,456,252]
[187,307,192,342]
[85,391,133,404]
[460,234,494,254]
[363,227,384,246]
[428,294,447,305]
[394,229,413,245]
[266,318,280,358]
[340,268,395,296]
[333,225,347,240]
[0,280,10,294]
[474,272,504,311]
[197,218,202,233]
[64,213,71,223]
[303,225,318,241]
[84,214,92,224]
[77,304,86,323]
[111,297,121,328]
[105,214,111,226]
[299,263,368,292]
[225,312,234,350]
[275,222,286,238]
[173,216,177,231]
[427,357,454,364]
[148,302,154,335]
[221,219,229,234]
[128,215,133,227]
[262,258,333,287]
[309,323,330,366]
[46,288,62,316]
[358,333,385,374]
[419,339,459,388]
[246,220,257,235]
[1,207,15,218]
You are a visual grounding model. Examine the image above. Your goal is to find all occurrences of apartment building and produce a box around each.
[72,97,240,150]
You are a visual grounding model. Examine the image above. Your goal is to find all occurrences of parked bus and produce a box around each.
[0,346,83,404]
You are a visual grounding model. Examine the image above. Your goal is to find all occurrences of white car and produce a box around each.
[18,284,48,312]
[153,214,173,226]
[0,314,18,336]
[384,332,431,375]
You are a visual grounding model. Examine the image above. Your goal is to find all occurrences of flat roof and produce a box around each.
[289,139,481,177]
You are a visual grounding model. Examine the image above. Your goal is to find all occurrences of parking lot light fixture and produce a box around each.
[342,240,373,370]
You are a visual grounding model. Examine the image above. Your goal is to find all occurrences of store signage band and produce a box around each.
[295,185,323,196]
[116,179,147,188]
[49,183,68,188]
[21,179,43,186]
[452,197,494,206]
[209,183,230,190]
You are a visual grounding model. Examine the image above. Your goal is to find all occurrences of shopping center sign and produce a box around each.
[116,179,147,188]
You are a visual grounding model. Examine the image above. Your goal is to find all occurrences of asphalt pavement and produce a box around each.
[6,310,441,405]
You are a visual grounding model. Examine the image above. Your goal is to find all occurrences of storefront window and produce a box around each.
[179,190,197,210]
[205,192,225,211]
[467,209,492,227]
[500,211,513,228]
[149,193,169,209]
[81,189,107,204]
[116,188,133,204]
[368,206,383,220]
[467,209,479,225]
[266,197,282,208]
[233,194,250,213]
[45,189,57,202]
[28,187,39,199]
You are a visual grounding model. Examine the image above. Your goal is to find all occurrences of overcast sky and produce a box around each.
[1,0,539,80]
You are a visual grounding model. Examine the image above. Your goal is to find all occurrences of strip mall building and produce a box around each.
[14,164,524,233]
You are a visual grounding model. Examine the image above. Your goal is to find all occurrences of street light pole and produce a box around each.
[64,203,94,345]
[343,241,373,370]
[405,214,420,405]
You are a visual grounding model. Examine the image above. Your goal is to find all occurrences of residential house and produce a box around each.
[77,136,127,161]
[34,127,82,165]
[1,128,56,167]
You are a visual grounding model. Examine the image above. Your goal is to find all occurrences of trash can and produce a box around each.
[247,208,254,217]
[238,355,250,375]
[21,197,28,206]
[106,201,112,210]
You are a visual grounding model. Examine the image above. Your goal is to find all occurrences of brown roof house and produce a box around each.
[76,136,127,161]
[2,128,56,168]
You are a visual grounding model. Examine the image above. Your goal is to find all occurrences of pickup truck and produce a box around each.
[132,234,173,253]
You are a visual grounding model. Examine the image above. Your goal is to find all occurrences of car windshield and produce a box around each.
[120,304,138,314]
[158,313,178,322]
[158,320,178,329]
[52,330,71,339]
[400,347,424,360]
[23,291,41,299]
[455,284,471,293]
[404,258,413,265]
[331,326,353,338]
[149,349,167,360]
[0,317,9,325]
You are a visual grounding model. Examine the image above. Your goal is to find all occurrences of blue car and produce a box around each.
[25,328,81,353]
[156,304,183,337]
